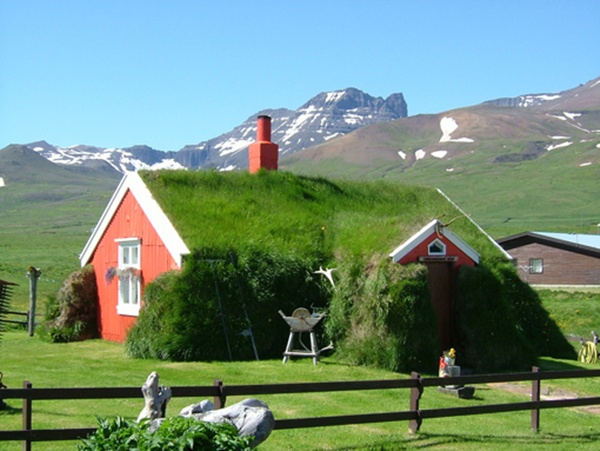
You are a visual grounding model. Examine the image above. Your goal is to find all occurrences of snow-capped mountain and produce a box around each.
[26,88,407,173]
[27,142,185,174]
[485,93,563,108]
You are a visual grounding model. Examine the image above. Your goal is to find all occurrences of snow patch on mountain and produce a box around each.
[520,94,561,107]
[564,112,582,120]
[215,136,254,157]
[486,93,562,108]
[0,177,5,187]
[432,150,448,159]
[324,133,342,141]
[439,117,474,143]
[325,91,345,103]
[547,141,573,151]
[547,112,592,134]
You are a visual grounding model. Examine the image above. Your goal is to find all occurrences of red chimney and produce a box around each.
[249,115,278,173]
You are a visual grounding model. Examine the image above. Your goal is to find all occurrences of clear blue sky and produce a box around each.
[1,1,598,151]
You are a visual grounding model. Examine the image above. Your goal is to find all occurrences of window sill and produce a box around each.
[117,304,140,317]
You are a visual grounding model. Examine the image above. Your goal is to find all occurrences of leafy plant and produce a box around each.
[326,258,439,373]
[77,416,252,451]
[126,247,329,361]
[455,264,537,372]
[38,265,98,343]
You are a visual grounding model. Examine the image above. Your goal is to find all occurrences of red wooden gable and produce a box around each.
[389,219,479,267]
[89,190,179,342]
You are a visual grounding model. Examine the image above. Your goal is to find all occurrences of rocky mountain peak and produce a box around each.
[21,87,408,173]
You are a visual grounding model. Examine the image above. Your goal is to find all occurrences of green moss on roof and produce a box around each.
[139,170,502,260]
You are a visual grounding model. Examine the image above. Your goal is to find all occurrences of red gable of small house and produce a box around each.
[390,219,480,351]
[80,172,190,342]
[389,219,479,267]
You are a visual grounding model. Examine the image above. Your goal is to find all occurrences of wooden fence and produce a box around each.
[1,367,600,450]
[2,310,29,327]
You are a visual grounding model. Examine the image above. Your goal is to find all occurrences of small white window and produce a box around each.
[116,238,141,316]
[428,239,446,256]
[529,258,544,274]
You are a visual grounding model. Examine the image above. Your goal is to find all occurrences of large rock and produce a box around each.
[138,372,274,448]
[180,398,275,448]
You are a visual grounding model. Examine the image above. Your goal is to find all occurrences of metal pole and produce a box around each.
[26,268,41,337]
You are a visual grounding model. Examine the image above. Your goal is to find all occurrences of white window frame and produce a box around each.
[427,238,446,256]
[115,238,141,316]
[529,258,544,274]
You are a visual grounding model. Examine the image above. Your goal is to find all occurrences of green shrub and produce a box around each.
[77,416,252,451]
[125,271,179,360]
[455,264,537,372]
[126,247,329,361]
[38,265,98,342]
[326,258,438,373]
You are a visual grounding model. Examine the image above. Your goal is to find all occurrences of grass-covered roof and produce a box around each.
[138,169,504,262]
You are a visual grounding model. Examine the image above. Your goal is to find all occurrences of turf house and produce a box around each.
[76,116,574,373]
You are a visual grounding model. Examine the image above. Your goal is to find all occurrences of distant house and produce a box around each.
[497,232,600,287]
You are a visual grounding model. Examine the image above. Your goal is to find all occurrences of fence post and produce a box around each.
[213,379,226,409]
[26,267,42,337]
[409,372,423,434]
[22,380,32,451]
[531,366,541,432]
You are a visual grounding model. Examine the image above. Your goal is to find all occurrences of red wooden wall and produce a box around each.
[90,190,179,342]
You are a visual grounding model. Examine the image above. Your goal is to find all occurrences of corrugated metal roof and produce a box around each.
[533,232,600,251]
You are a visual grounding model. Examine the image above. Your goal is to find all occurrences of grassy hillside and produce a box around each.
[0,145,120,310]
[282,86,600,238]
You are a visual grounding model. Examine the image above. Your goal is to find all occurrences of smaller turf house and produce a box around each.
[75,116,574,373]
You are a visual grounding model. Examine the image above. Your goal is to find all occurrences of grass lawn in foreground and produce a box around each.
[1,332,600,450]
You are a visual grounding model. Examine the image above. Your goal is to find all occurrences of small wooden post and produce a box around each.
[213,379,226,409]
[409,372,423,434]
[22,380,32,451]
[26,267,42,337]
[531,366,541,432]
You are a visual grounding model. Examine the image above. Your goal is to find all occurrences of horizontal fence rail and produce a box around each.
[1,367,600,449]
[1,310,29,326]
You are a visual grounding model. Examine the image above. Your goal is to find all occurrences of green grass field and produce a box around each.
[1,156,600,449]
[1,329,600,450]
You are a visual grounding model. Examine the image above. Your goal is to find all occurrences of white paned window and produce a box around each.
[428,239,446,256]
[529,258,544,274]
[116,238,141,316]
